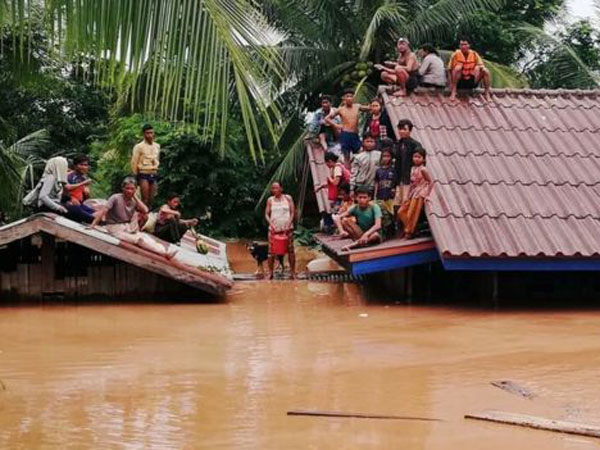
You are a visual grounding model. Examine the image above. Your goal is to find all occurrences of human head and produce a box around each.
[338,182,351,200]
[320,95,332,112]
[72,154,90,174]
[459,37,471,53]
[324,151,339,168]
[355,187,371,207]
[121,176,137,198]
[413,148,426,166]
[167,193,181,209]
[420,43,438,57]
[142,124,154,143]
[342,88,354,106]
[43,156,69,185]
[397,118,414,139]
[369,98,382,115]
[380,148,393,166]
[397,37,410,54]
[270,181,283,197]
[362,133,376,151]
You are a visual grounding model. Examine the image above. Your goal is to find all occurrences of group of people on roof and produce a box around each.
[24,124,198,259]
[378,37,491,101]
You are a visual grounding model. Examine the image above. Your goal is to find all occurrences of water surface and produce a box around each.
[0,266,599,448]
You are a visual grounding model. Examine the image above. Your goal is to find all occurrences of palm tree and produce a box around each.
[257,0,527,206]
[0,129,48,217]
[2,0,287,159]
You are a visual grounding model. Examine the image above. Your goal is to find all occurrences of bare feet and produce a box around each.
[166,246,178,260]
[392,89,406,97]
[449,92,457,102]
[290,272,297,280]
[267,272,274,280]
[335,232,350,239]
[482,90,492,102]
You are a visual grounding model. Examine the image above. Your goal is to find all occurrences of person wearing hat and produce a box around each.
[375,38,420,97]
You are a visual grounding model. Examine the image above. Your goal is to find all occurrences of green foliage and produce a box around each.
[525,20,600,89]
[91,115,278,238]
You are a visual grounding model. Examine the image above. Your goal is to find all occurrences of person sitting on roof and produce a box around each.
[62,154,96,224]
[308,95,341,151]
[418,44,446,89]
[88,177,176,258]
[375,37,420,97]
[154,193,199,244]
[394,119,422,206]
[338,187,382,251]
[325,89,370,167]
[448,37,491,101]
[362,98,395,147]
[350,133,381,196]
[398,148,433,239]
[23,156,69,215]
[332,182,354,236]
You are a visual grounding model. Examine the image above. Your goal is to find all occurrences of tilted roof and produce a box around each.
[0,214,233,294]
[383,89,600,259]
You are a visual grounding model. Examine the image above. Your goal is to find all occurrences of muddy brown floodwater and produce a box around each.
[1,245,600,448]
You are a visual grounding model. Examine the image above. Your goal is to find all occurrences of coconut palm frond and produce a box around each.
[516,24,600,88]
[485,60,528,88]
[403,0,505,43]
[7,0,287,159]
[359,2,407,60]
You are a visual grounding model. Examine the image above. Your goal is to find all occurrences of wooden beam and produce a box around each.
[465,410,600,438]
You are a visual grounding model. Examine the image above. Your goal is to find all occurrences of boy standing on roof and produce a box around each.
[131,124,160,207]
[326,89,370,167]
[308,95,340,150]
[394,119,422,205]
[375,38,420,97]
[350,134,381,195]
[448,37,491,101]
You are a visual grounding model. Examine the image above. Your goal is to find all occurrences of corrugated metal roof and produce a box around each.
[383,89,600,259]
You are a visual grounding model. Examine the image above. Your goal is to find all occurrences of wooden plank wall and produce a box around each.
[0,236,207,301]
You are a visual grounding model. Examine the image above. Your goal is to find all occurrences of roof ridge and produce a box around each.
[390,100,600,111]
[431,180,600,187]
[427,212,600,220]
[390,87,600,98]
[430,151,600,158]
[419,125,600,133]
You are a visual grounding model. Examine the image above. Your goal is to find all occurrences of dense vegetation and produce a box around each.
[1,0,599,236]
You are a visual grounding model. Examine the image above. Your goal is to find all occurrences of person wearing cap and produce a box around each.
[375,38,419,97]
[448,36,491,101]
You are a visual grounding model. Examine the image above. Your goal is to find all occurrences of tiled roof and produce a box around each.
[383,89,600,259]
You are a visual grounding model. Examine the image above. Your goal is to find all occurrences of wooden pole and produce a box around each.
[465,410,600,438]
[296,151,310,224]
[288,409,442,422]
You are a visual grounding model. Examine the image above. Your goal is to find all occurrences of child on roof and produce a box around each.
[339,187,382,251]
[397,148,433,239]
[350,133,380,196]
[374,144,396,216]
[362,98,395,146]
[332,182,354,236]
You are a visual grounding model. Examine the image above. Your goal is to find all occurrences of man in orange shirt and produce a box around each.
[448,37,491,101]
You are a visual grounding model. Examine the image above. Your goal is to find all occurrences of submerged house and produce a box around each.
[0,214,233,301]
[311,88,600,299]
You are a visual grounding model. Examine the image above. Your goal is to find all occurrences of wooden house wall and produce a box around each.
[0,234,207,301]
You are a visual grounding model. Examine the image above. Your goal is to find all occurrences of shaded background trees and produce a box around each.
[1,0,599,235]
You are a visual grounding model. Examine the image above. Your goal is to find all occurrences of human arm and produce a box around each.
[88,206,107,229]
[324,108,341,129]
[264,198,273,231]
[130,145,141,174]
[375,63,396,74]
[285,195,295,231]
[159,204,181,219]
[133,195,149,215]
[474,51,485,68]
[418,55,431,76]
[38,176,67,213]
[405,53,419,72]
[358,206,382,244]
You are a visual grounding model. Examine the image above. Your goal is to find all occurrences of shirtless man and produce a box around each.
[376,37,420,97]
[325,89,370,167]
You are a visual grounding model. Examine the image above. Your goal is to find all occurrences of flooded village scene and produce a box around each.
[2,1,600,449]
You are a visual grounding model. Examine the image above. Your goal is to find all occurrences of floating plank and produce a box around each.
[287,409,442,421]
[465,410,600,438]
[491,380,536,399]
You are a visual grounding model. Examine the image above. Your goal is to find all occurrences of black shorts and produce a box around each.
[137,173,159,184]
[457,77,478,90]
[407,72,420,92]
